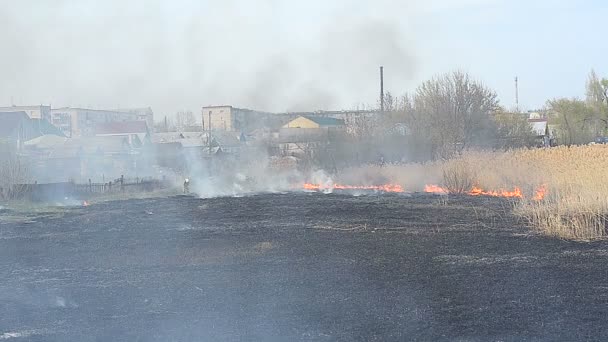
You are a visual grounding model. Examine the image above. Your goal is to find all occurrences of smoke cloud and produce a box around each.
[0,0,442,116]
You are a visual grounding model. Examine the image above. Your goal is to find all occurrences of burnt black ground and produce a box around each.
[1,192,608,341]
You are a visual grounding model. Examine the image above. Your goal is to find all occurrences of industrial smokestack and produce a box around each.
[380,66,384,113]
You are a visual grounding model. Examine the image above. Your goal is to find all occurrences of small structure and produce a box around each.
[528,112,553,147]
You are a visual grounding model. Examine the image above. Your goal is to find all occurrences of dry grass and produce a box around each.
[338,145,608,240]
[464,146,608,240]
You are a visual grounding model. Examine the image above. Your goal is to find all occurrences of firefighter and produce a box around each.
[183,178,190,194]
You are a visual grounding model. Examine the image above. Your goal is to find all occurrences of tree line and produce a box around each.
[331,69,608,165]
[332,71,536,164]
[547,70,608,146]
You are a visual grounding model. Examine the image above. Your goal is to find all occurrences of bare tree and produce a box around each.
[585,69,608,135]
[493,110,536,149]
[344,113,378,139]
[0,141,31,200]
[408,71,500,159]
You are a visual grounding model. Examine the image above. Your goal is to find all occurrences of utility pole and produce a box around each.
[515,76,519,113]
[207,110,212,151]
[201,109,205,131]
[380,66,385,113]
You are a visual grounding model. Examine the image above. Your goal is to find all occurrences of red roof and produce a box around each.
[94,121,148,135]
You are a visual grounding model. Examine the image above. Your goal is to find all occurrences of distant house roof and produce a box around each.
[24,135,69,149]
[153,132,203,142]
[30,118,66,136]
[94,121,148,135]
[152,132,205,148]
[304,116,345,127]
[0,112,64,142]
[204,131,242,148]
[0,111,29,138]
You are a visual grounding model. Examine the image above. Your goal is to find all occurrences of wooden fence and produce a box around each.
[1,176,172,201]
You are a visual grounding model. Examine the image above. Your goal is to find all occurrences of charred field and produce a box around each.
[2,192,608,341]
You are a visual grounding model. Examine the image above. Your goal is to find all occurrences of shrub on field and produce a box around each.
[441,159,476,194]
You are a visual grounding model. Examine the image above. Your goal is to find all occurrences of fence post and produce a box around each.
[32,181,38,202]
[89,179,92,193]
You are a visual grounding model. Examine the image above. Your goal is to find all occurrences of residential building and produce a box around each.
[201,105,279,133]
[201,105,379,134]
[202,105,234,131]
[286,109,379,121]
[0,105,51,121]
[278,116,346,158]
[50,107,138,137]
[0,111,64,149]
[282,116,345,129]
[283,110,379,136]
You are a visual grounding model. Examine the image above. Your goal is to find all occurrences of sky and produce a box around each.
[0,0,607,120]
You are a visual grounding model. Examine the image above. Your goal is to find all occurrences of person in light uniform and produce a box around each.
[183,178,190,194]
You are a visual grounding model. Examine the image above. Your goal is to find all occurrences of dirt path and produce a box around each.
[1,193,607,341]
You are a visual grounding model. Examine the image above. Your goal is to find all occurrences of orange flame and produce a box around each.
[469,186,523,198]
[424,184,547,200]
[303,183,321,191]
[424,184,448,194]
[303,183,404,193]
[533,185,547,201]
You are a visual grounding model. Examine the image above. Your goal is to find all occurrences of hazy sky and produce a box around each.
[1,0,606,119]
